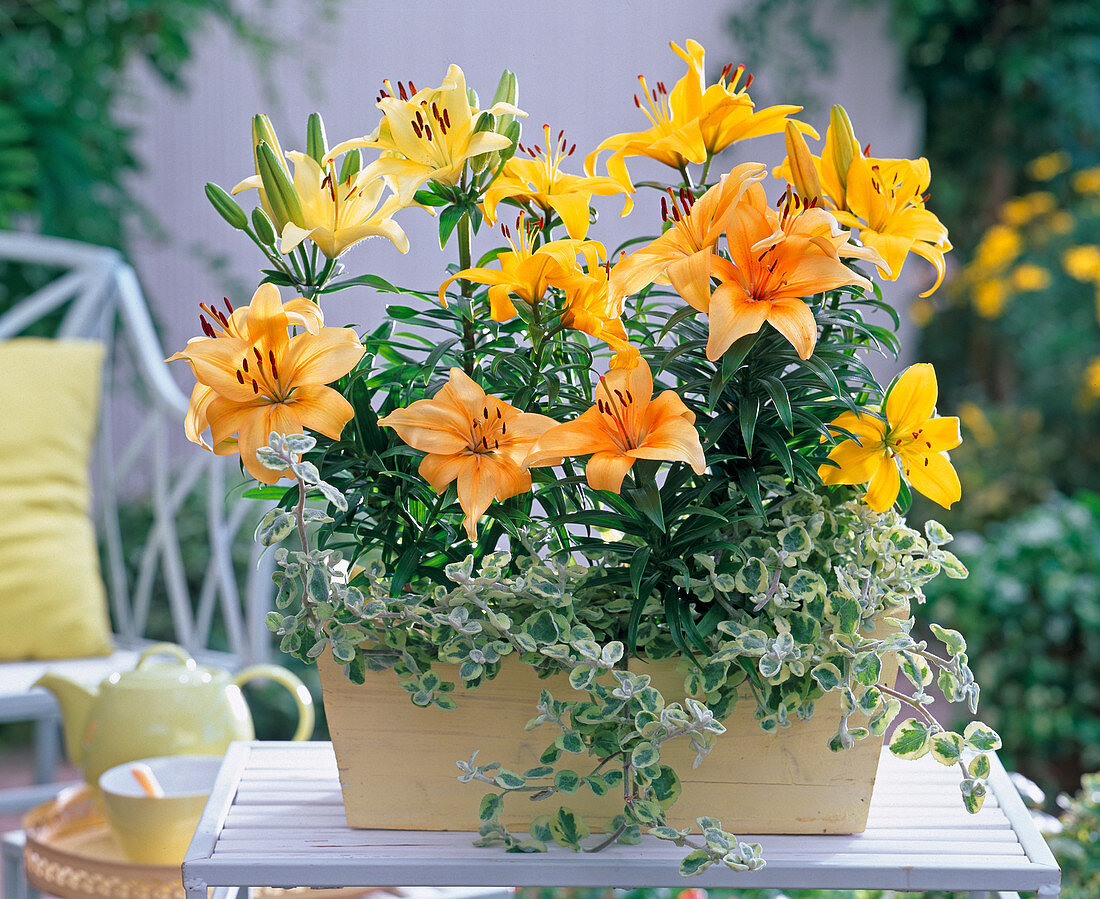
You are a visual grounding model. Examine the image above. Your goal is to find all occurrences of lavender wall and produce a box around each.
[123,0,921,375]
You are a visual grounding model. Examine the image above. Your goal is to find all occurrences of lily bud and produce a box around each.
[338,148,361,184]
[306,112,328,165]
[251,207,276,246]
[256,141,305,231]
[468,112,497,174]
[490,69,519,131]
[251,114,290,224]
[498,119,521,165]
[828,105,860,192]
[205,182,248,230]
[783,121,823,205]
[252,114,288,177]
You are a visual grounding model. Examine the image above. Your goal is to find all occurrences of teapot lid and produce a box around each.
[111,644,224,689]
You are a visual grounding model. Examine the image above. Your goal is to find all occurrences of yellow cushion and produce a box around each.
[0,338,112,660]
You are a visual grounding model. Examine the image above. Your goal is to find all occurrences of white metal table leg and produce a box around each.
[2,830,40,899]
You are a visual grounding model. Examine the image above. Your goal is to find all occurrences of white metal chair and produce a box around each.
[0,232,273,813]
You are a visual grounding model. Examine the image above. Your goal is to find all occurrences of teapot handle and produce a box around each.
[232,665,315,741]
[136,643,196,670]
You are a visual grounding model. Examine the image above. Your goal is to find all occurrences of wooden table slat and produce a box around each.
[181,742,1061,898]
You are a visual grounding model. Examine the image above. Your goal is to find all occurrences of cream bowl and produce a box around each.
[99,754,223,866]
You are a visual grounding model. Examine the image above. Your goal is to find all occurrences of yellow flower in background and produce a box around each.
[957,401,995,447]
[377,368,555,541]
[1027,152,1072,182]
[1072,167,1100,195]
[437,218,589,322]
[909,297,935,328]
[609,161,766,311]
[972,279,1010,318]
[326,65,525,203]
[586,39,811,193]
[1049,211,1076,235]
[239,151,410,259]
[818,363,961,513]
[1010,264,1051,292]
[1063,245,1100,282]
[168,284,364,484]
[1000,192,1056,226]
[1085,358,1100,401]
[971,224,1022,276]
[482,125,630,236]
[524,357,706,493]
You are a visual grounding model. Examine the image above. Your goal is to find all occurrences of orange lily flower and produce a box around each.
[168,283,364,484]
[378,368,555,540]
[586,39,812,192]
[525,357,706,493]
[548,241,640,368]
[326,66,525,204]
[482,125,631,236]
[609,161,766,310]
[437,216,588,322]
[706,183,874,360]
[818,363,961,512]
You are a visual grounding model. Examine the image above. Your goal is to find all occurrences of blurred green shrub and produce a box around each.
[923,493,1100,795]
[0,0,267,249]
[1050,773,1100,899]
[918,162,1100,496]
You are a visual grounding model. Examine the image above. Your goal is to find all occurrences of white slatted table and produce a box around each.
[182,741,1060,898]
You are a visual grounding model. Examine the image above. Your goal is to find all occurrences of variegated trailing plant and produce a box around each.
[175,40,998,876]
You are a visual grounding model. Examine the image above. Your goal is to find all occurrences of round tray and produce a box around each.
[22,785,383,899]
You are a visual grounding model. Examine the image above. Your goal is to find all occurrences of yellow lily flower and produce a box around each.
[818,363,962,512]
[705,183,874,360]
[833,155,952,297]
[774,106,952,297]
[609,161,766,310]
[168,284,364,484]
[524,357,706,493]
[437,216,588,322]
[547,241,639,368]
[482,124,631,236]
[586,39,812,191]
[326,66,525,203]
[378,368,555,540]
[235,150,410,259]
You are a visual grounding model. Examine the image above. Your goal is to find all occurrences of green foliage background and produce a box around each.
[0,0,270,248]
[727,0,1100,251]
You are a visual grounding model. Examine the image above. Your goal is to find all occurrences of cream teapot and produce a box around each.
[34,643,314,791]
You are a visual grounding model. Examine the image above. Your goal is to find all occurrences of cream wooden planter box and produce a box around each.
[318,647,899,835]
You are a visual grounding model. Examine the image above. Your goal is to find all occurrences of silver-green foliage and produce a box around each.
[259,435,998,872]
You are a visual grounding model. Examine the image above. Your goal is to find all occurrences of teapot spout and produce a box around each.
[33,673,96,767]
